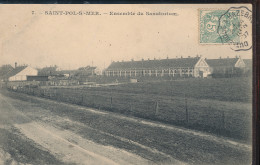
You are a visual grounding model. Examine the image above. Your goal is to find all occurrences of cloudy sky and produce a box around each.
[0,4,252,70]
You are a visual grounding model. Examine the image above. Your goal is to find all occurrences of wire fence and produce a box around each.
[6,86,251,141]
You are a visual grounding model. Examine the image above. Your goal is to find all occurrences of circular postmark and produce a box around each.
[217,6,252,51]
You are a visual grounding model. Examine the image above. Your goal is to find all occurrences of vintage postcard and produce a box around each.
[0,4,253,165]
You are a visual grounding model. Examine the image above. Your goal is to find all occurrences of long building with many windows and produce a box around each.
[105,56,211,78]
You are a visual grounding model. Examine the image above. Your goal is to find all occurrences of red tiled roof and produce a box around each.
[107,57,200,70]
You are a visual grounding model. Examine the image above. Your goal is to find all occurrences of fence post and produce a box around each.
[54,89,56,100]
[222,111,225,129]
[155,101,159,116]
[81,94,84,105]
[110,96,113,109]
[185,94,189,124]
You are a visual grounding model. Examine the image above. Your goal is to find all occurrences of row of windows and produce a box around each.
[105,71,194,76]
[106,69,194,74]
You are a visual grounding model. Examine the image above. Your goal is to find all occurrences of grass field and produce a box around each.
[9,77,252,142]
[87,77,252,103]
[0,91,251,165]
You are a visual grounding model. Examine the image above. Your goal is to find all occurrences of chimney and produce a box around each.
[148,58,150,61]
[188,56,190,58]
[219,56,222,59]
[154,57,156,60]
[176,56,178,58]
[167,56,169,59]
[15,62,17,68]
[181,56,183,58]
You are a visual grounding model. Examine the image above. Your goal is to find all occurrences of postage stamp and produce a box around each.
[199,6,252,51]
[199,9,227,44]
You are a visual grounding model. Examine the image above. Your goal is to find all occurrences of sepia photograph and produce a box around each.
[0,4,253,165]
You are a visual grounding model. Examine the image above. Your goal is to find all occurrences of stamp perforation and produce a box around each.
[198,8,229,45]
[198,6,252,51]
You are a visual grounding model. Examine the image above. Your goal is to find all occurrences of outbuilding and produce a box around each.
[7,65,38,81]
[206,57,246,77]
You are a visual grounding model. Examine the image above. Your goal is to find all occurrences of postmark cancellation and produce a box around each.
[199,6,252,51]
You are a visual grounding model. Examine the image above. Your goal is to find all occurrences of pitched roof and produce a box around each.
[5,66,28,78]
[107,57,200,70]
[206,58,239,67]
[38,66,58,76]
[78,66,96,70]
[0,65,14,78]
[57,70,78,75]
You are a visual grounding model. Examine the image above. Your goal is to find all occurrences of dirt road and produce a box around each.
[0,90,252,165]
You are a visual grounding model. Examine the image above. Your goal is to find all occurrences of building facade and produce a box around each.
[8,66,38,81]
[105,57,211,78]
[206,57,246,77]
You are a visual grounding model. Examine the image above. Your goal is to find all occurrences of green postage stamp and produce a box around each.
[199,6,252,51]
[199,9,230,44]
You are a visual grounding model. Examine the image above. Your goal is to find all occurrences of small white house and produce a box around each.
[8,66,38,81]
[193,57,211,78]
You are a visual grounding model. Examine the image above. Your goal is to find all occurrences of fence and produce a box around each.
[6,86,251,141]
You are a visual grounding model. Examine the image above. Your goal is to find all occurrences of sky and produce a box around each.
[0,4,252,70]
